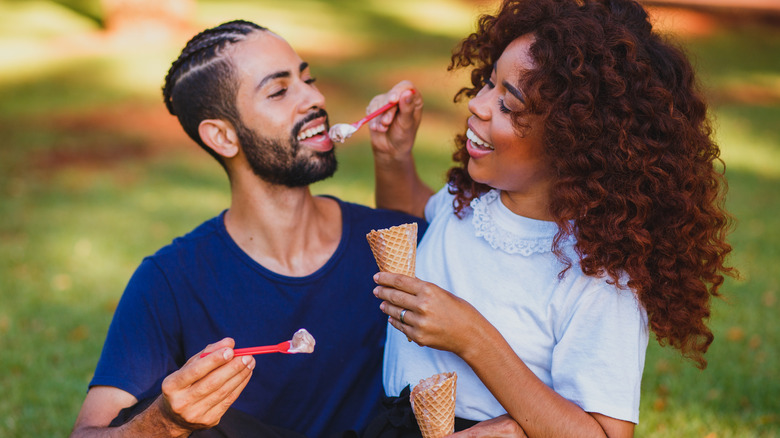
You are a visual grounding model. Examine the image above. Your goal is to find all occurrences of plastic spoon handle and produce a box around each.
[352,89,416,129]
[200,341,291,358]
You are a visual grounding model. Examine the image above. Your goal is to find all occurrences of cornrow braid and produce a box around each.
[162,20,267,165]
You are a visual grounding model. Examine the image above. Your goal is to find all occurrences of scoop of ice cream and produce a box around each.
[288,328,316,353]
[328,123,357,143]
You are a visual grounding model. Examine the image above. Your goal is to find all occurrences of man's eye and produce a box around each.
[304,77,317,85]
[269,88,287,98]
[485,79,495,89]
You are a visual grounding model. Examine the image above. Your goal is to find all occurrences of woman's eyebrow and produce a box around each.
[502,80,526,104]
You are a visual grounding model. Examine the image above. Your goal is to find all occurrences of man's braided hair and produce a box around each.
[162,20,267,165]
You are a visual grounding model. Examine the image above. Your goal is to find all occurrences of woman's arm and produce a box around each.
[373,272,635,438]
[368,81,434,217]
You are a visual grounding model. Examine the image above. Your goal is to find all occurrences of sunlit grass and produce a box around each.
[716,105,780,178]
[0,1,778,437]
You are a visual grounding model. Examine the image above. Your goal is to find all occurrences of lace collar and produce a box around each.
[470,190,558,256]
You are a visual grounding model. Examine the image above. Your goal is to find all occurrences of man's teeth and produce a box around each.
[297,124,326,141]
[466,128,494,150]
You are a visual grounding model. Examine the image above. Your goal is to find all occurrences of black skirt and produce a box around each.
[109,396,307,438]
[362,386,479,438]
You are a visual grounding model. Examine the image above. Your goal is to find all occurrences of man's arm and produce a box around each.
[368,81,433,217]
[71,339,254,438]
[71,386,186,438]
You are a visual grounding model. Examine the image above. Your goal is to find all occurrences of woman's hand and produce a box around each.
[448,414,528,438]
[367,80,424,162]
[373,272,490,357]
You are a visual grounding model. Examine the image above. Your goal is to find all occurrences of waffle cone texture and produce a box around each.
[410,372,457,438]
[366,223,417,277]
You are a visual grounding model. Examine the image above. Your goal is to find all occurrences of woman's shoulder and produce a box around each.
[423,185,457,221]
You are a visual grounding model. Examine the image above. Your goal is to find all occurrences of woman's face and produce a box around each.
[466,34,553,219]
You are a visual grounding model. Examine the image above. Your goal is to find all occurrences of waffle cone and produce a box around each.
[366,223,417,277]
[410,372,457,438]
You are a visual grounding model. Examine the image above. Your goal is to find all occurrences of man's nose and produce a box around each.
[301,85,326,111]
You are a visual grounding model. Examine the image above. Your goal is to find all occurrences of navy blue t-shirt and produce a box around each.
[90,198,426,437]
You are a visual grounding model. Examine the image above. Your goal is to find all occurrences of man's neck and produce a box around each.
[223,175,342,277]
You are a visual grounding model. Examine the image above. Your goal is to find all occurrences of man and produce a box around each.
[70,20,425,438]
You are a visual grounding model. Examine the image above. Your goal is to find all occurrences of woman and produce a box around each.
[365,0,735,436]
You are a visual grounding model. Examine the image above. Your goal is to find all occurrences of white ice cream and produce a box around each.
[328,123,357,143]
[288,328,316,353]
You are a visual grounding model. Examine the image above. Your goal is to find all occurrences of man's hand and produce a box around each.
[448,415,527,438]
[156,338,255,432]
[70,338,255,437]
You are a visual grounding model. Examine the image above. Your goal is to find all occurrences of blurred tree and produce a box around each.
[44,0,104,25]
[100,0,195,38]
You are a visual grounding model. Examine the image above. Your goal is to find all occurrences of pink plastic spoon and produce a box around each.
[199,329,315,358]
[328,90,416,143]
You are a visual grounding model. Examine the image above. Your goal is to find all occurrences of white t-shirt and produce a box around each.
[383,187,649,423]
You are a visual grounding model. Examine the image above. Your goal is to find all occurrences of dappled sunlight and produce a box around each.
[646,6,718,37]
[0,1,98,39]
[715,107,780,178]
[715,72,780,105]
[0,1,98,79]
[196,1,372,59]
[366,0,491,38]
[1,0,780,436]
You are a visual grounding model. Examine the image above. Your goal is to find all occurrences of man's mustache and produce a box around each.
[292,109,329,139]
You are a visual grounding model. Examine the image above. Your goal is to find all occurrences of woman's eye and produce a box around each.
[498,97,512,114]
[304,77,317,85]
[485,78,495,89]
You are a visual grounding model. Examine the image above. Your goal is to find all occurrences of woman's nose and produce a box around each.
[468,87,491,120]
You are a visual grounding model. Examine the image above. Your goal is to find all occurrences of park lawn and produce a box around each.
[0,1,778,436]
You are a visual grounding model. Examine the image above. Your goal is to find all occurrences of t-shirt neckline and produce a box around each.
[215,196,348,283]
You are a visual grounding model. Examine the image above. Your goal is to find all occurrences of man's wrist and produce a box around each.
[143,396,193,438]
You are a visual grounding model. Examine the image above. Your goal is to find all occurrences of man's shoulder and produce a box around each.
[147,212,225,262]
[335,198,427,233]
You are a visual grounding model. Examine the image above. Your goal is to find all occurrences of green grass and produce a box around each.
[0,1,778,436]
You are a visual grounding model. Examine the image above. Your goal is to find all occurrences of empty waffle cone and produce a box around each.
[410,372,457,438]
[366,223,417,277]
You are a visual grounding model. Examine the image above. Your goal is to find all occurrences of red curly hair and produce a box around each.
[447,0,735,368]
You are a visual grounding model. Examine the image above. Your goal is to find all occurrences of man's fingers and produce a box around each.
[189,338,235,363]
[188,355,254,401]
[164,355,254,428]
[165,338,238,391]
[201,364,254,422]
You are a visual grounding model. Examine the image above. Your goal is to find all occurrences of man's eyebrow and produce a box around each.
[258,70,290,90]
[502,80,526,104]
[256,62,310,91]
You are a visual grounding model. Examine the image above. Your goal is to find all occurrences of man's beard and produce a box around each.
[236,109,337,187]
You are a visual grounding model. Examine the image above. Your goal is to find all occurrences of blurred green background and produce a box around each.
[0,0,778,436]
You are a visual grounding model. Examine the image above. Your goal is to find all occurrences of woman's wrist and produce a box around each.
[372,146,414,167]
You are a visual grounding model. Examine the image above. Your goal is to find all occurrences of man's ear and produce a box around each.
[199,119,239,158]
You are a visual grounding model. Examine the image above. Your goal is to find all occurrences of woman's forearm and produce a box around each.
[373,151,434,218]
[460,324,619,438]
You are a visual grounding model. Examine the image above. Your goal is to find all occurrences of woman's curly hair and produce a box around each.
[447,0,736,368]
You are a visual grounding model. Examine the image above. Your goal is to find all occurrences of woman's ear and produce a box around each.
[199,119,239,158]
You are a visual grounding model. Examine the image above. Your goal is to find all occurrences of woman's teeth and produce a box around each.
[466,128,494,150]
[297,124,326,141]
